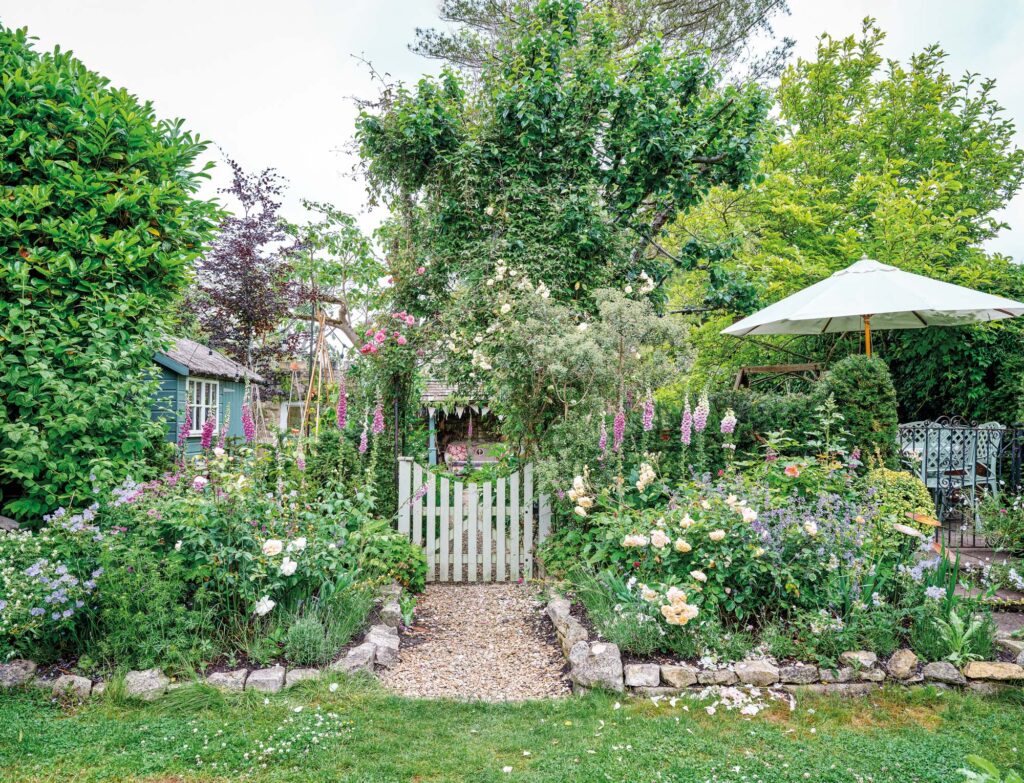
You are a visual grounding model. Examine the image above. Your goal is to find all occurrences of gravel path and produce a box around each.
[379,583,570,701]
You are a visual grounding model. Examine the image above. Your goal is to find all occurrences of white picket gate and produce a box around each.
[397,457,552,582]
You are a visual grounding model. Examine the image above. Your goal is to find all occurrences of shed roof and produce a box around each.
[155,337,264,383]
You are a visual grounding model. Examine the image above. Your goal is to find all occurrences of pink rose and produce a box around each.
[406,315,415,326]
[374,330,386,344]
[416,266,426,275]
[396,335,407,345]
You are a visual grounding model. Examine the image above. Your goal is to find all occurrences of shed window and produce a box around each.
[187,378,220,436]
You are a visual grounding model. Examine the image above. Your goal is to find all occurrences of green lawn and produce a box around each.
[1,677,1022,782]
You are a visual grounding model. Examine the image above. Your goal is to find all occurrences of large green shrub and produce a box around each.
[816,356,899,467]
[0,26,220,519]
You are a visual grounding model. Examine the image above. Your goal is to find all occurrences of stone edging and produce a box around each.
[546,595,1024,696]
[0,584,406,701]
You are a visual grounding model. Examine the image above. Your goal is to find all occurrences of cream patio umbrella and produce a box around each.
[720,258,1024,355]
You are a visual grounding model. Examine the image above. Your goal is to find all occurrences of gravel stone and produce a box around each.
[206,669,249,691]
[380,583,570,701]
[624,663,660,687]
[246,666,286,693]
[0,659,37,688]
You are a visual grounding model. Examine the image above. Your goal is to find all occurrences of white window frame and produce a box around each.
[187,378,221,436]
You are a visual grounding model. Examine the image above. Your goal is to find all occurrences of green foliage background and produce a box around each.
[669,20,1024,421]
[0,27,220,518]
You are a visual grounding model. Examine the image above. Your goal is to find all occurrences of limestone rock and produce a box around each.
[332,642,377,674]
[624,663,660,688]
[206,669,249,691]
[634,686,688,697]
[546,598,572,627]
[840,651,878,669]
[0,659,37,688]
[962,661,1024,681]
[996,636,1024,658]
[697,668,738,686]
[1017,650,1024,667]
[366,625,400,668]
[661,664,698,688]
[922,661,966,686]
[92,681,107,696]
[246,665,286,693]
[557,616,588,658]
[858,668,887,682]
[819,666,854,684]
[0,514,18,531]
[52,674,91,698]
[380,600,403,628]
[378,582,403,602]
[735,660,780,686]
[784,682,878,697]
[968,681,1009,696]
[780,664,819,684]
[286,668,321,687]
[124,668,169,701]
[887,649,918,680]
[568,641,624,693]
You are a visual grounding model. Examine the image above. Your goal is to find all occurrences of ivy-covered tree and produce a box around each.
[0,26,221,519]
[358,0,767,456]
[670,20,1024,420]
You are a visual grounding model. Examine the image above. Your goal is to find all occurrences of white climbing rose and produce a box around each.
[280,557,297,577]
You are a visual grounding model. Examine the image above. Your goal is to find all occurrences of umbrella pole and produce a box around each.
[863,314,872,357]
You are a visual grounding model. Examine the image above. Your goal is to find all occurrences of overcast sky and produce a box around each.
[4,0,1024,259]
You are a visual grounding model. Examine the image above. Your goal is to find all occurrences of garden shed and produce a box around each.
[422,379,502,468]
[152,337,263,455]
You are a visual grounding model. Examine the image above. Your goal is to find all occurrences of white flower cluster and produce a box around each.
[255,536,308,616]
[568,470,595,517]
[635,462,656,492]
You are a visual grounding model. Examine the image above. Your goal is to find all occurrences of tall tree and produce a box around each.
[283,200,384,348]
[0,26,220,518]
[358,0,768,451]
[669,20,1024,420]
[189,159,301,387]
[413,0,792,78]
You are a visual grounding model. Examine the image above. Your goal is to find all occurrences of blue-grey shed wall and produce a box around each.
[150,366,250,455]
